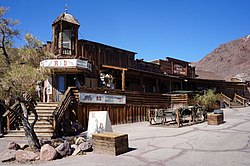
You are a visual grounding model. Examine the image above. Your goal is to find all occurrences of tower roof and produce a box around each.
[52,12,80,26]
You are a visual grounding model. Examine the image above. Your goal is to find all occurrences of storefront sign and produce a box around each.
[79,93,126,104]
[40,59,92,71]
[173,63,187,76]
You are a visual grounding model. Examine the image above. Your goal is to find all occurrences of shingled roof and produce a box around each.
[195,70,224,81]
[52,12,80,26]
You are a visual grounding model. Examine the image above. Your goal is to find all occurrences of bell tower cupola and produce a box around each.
[52,6,80,56]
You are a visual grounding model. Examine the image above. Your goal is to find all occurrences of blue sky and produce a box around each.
[2,0,250,62]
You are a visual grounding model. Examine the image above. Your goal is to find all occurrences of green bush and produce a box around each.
[195,89,220,112]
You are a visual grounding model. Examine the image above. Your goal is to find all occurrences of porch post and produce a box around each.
[122,69,126,91]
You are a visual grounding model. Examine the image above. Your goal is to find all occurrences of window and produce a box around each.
[62,30,71,49]
[59,30,72,55]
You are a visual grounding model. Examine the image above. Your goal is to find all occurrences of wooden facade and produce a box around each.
[38,11,249,132]
[69,87,189,130]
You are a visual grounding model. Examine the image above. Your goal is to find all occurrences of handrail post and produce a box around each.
[7,113,10,131]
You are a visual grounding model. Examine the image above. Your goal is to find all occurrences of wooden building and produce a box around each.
[38,9,250,103]
[40,10,200,103]
[5,9,249,137]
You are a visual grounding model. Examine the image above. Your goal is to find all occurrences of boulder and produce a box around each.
[55,142,72,157]
[19,144,29,150]
[75,137,86,145]
[7,142,21,150]
[40,144,58,161]
[51,138,64,148]
[15,150,38,163]
[71,146,80,155]
[62,136,75,145]
[72,142,92,155]
[79,142,92,152]
[0,150,16,162]
[40,138,52,147]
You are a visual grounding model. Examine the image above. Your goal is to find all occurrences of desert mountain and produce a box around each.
[193,35,250,81]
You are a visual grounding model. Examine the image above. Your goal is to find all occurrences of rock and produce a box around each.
[0,150,16,162]
[77,131,88,138]
[19,144,29,150]
[40,144,58,161]
[40,138,52,147]
[71,145,80,156]
[62,136,75,145]
[55,142,72,157]
[15,150,38,163]
[51,138,64,148]
[75,137,86,145]
[71,144,78,150]
[7,142,21,150]
[79,142,92,152]
[72,142,92,155]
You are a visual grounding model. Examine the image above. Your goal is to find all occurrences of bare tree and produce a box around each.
[0,7,19,68]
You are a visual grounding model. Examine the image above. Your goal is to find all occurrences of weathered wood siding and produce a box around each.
[77,104,149,130]
[72,87,189,129]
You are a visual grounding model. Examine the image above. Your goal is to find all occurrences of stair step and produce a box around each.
[35,106,57,110]
[30,115,52,119]
[33,124,53,128]
[9,128,54,133]
[33,121,52,125]
[30,113,53,117]
[230,101,244,108]
[5,132,53,138]
[36,109,55,113]
[36,102,58,106]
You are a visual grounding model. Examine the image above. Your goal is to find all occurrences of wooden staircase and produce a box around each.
[5,102,58,138]
[230,101,245,108]
[221,93,247,108]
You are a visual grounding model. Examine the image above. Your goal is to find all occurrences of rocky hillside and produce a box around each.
[194,35,250,81]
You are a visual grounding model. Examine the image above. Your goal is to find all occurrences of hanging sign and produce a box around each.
[79,93,126,104]
[40,59,92,71]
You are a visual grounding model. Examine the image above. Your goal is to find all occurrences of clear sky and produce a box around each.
[2,0,250,62]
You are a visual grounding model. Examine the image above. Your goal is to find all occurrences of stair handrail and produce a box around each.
[2,101,22,131]
[53,87,77,132]
[234,93,247,106]
[2,92,34,131]
[221,93,232,107]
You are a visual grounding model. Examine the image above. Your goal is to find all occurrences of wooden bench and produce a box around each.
[92,132,128,156]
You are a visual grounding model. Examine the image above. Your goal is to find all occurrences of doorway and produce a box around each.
[54,74,85,102]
